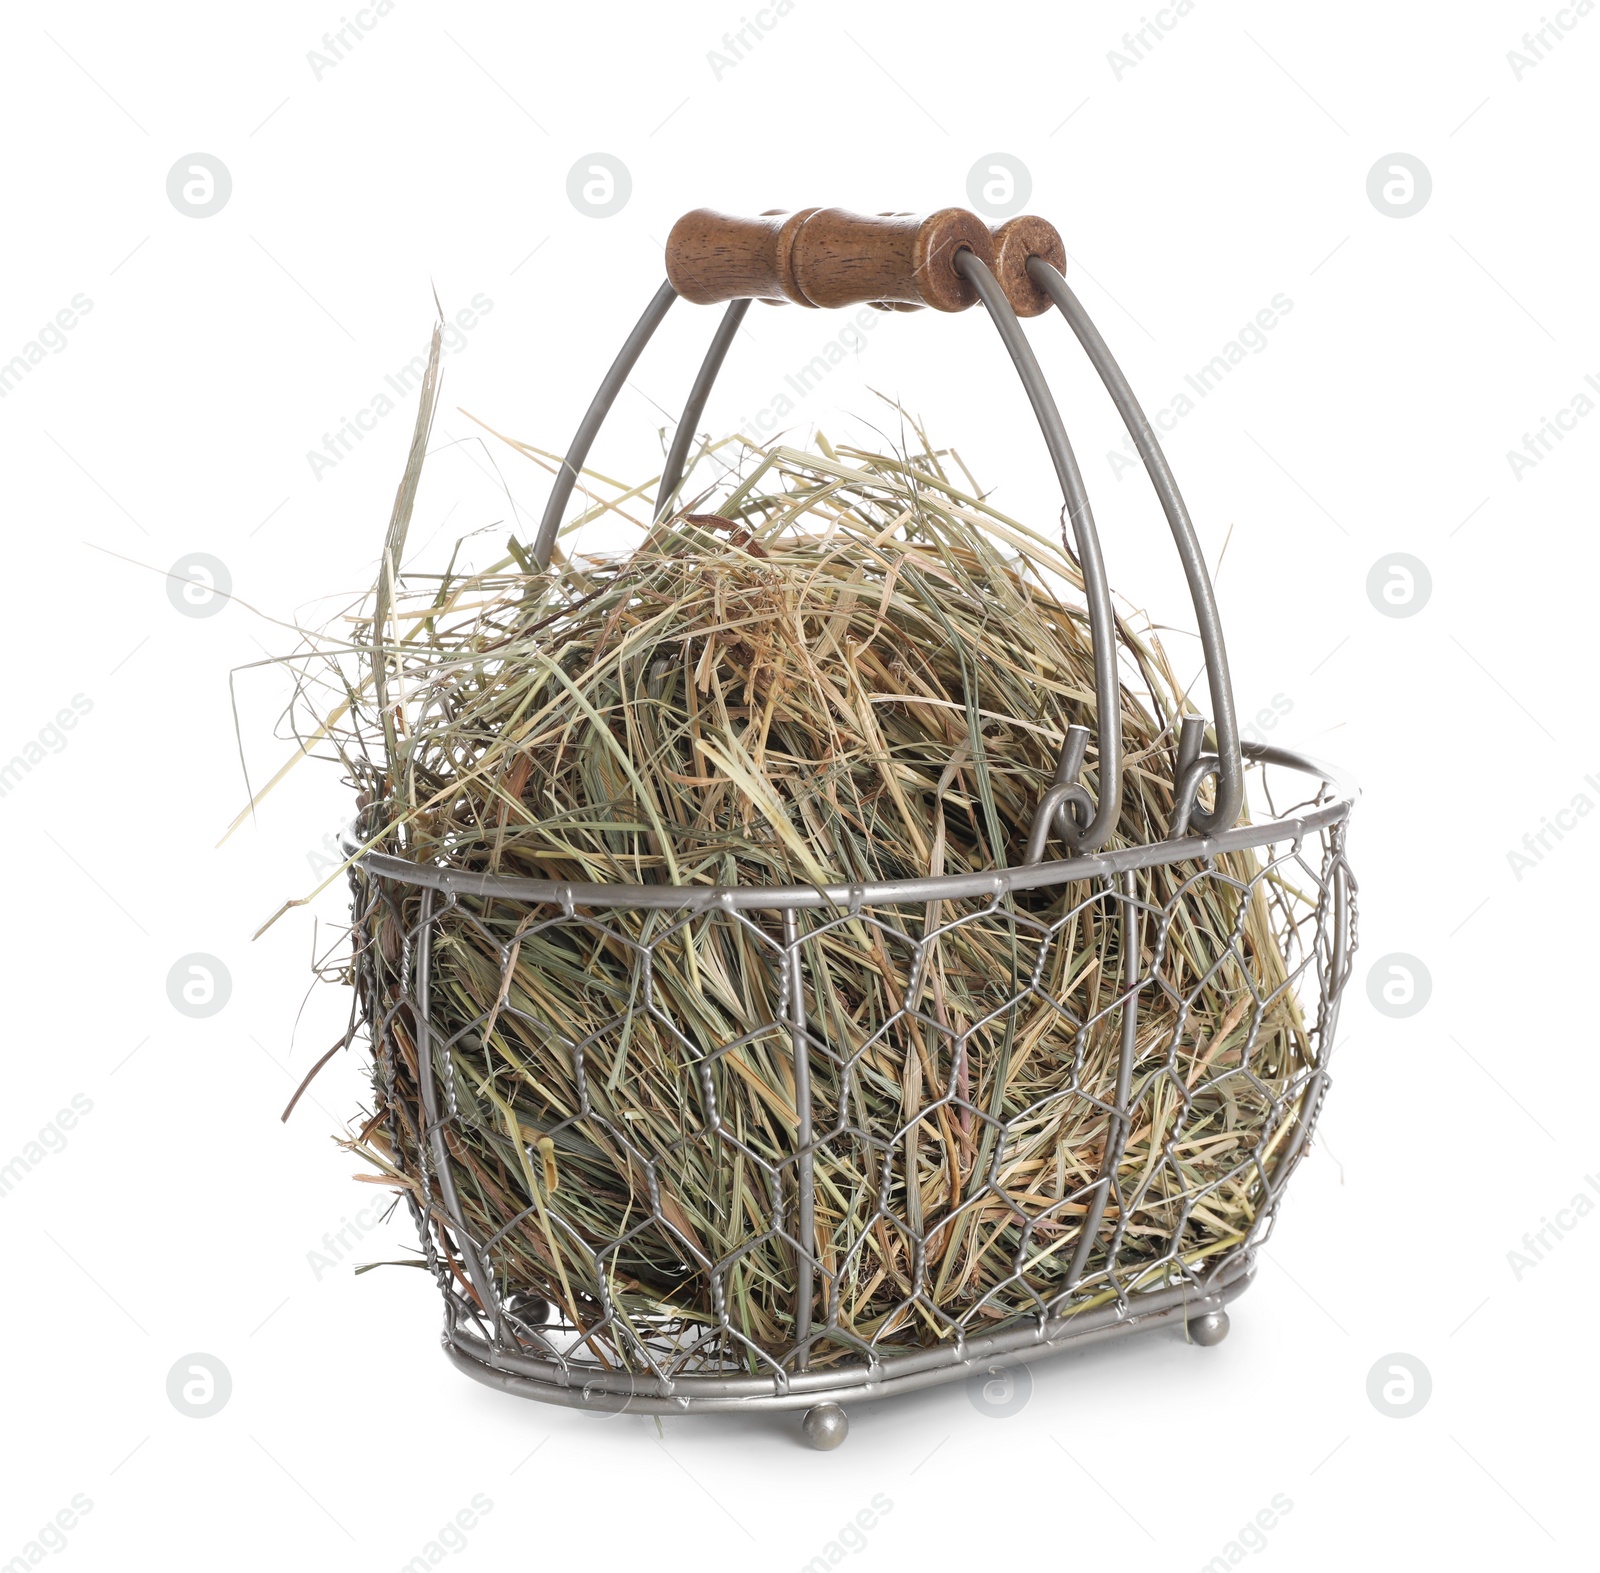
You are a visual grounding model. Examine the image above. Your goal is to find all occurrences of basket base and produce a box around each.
[440,1257,1254,1434]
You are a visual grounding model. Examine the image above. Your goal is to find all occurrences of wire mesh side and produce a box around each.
[347,757,1354,1397]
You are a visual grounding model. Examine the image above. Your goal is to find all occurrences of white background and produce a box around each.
[2,1,1596,1568]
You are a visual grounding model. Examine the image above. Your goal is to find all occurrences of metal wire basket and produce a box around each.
[344,207,1357,1447]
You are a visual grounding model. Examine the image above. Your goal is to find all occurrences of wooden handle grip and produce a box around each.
[666,207,996,312]
[989,216,1066,317]
[664,208,821,307]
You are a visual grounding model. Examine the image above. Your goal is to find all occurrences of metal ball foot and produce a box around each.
[1188,1307,1230,1347]
[801,1402,849,1450]
[507,1294,549,1325]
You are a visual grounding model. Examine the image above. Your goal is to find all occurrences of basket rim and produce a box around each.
[341,741,1355,914]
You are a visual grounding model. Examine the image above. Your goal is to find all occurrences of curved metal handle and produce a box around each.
[656,297,750,522]
[953,248,1124,853]
[532,279,677,569]
[1022,257,1243,836]
[535,214,1247,850]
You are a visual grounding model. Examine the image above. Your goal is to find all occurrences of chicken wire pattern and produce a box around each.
[348,763,1354,1406]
